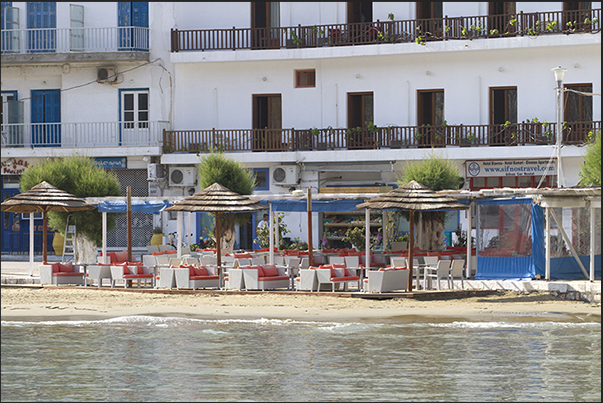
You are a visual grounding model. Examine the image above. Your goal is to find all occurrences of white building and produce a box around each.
[2,2,601,254]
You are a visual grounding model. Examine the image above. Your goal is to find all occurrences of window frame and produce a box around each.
[295,69,316,88]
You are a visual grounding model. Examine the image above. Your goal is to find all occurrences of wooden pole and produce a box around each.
[407,210,414,292]
[215,212,222,286]
[127,186,132,262]
[42,211,48,263]
[307,188,313,266]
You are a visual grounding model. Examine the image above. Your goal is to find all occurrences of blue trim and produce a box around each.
[261,199,365,212]
[474,256,535,280]
[531,203,545,276]
[547,255,601,280]
[476,197,532,205]
[96,200,170,214]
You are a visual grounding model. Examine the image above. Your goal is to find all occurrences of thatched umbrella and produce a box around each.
[0,181,96,274]
[356,180,468,291]
[164,182,268,286]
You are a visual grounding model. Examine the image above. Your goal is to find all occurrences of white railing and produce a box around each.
[1,121,169,148]
[1,26,149,54]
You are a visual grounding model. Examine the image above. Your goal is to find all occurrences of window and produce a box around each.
[253,168,269,191]
[564,83,593,143]
[295,70,315,88]
[490,87,517,145]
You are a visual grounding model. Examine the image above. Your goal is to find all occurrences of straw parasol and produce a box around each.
[356,180,468,291]
[0,181,96,272]
[164,182,268,285]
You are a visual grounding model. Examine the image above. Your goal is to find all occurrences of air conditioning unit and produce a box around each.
[147,163,166,181]
[272,165,299,186]
[97,67,117,83]
[169,167,197,187]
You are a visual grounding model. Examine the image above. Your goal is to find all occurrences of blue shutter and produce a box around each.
[27,2,56,52]
[1,2,13,30]
[31,89,60,147]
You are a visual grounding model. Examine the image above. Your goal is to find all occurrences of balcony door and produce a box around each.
[347,92,374,149]
[120,89,149,146]
[490,87,517,145]
[118,2,148,51]
[416,2,443,40]
[31,89,60,147]
[564,83,593,143]
[252,94,281,151]
[488,2,516,36]
[27,2,56,53]
[417,90,444,147]
[563,2,593,32]
[251,2,280,49]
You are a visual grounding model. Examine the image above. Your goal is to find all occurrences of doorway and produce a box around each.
[251,2,280,49]
[252,94,282,151]
[347,92,374,149]
[417,90,444,147]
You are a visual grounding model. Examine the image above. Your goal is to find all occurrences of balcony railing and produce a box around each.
[1,121,169,149]
[1,26,149,54]
[162,121,600,153]
[171,9,600,52]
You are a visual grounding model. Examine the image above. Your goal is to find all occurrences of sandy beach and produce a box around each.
[1,287,600,323]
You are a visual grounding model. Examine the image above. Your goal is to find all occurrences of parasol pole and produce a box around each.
[269,203,274,264]
[29,212,34,275]
[307,188,313,266]
[127,186,132,262]
[42,211,48,263]
[215,212,222,287]
[407,210,414,292]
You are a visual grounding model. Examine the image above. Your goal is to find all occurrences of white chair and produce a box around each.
[294,268,318,291]
[449,259,465,289]
[285,257,301,284]
[299,257,310,269]
[169,257,182,267]
[158,245,173,252]
[85,264,112,287]
[224,268,245,290]
[424,260,451,290]
[142,255,159,287]
[389,257,407,268]
[181,256,199,265]
[273,255,286,267]
[329,256,346,265]
[146,245,160,254]
[235,257,252,268]
[201,254,218,267]
[251,256,265,266]
[364,269,409,293]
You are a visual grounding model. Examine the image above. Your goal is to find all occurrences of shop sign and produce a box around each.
[94,157,127,169]
[466,159,556,178]
[1,158,31,175]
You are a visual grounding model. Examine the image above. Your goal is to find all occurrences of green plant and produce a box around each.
[255,213,291,249]
[578,129,601,186]
[342,226,366,251]
[467,133,477,143]
[367,122,378,133]
[19,154,121,247]
[311,127,320,136]
[387,13,394,21]
[163,145,174,153]
[153,226,163,234]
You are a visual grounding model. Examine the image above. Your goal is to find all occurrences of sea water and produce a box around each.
[1,315,600,402]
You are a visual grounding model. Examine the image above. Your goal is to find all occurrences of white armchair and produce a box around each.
[364,269,409,293]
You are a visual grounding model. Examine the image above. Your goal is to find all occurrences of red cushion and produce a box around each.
[152,251,163,256]
[248,265,264,277]
[59,262,73,273]
[262,264,279,277]
[193,266,208,277]
[234,252,252,259]
[164,249,177,255]
[114,250,129,263]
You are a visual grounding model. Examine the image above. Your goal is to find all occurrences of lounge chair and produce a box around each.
[174,265,219,290]
[315,264,360,292]
[241,264,290,291]
[363,268,409,293]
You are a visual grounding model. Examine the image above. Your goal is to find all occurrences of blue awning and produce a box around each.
[96,200,172,214]
[261,199,365,212]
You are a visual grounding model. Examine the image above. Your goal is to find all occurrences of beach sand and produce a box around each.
[1,287,600,323]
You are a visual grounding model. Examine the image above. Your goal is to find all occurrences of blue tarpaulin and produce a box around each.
[261,199,364,212]
[96,200,171,214]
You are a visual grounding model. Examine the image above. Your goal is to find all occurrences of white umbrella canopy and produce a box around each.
[164,183,268,285]
[0,181,96,269]
[357,180,468,291]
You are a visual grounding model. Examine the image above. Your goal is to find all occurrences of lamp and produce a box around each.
[551,66,567,188]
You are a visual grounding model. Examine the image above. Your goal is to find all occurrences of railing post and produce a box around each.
[232,27,236,51]
[171,28,179,52]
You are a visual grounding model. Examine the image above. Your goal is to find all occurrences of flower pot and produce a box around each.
[150,233,164,246]
[52,232,64,255]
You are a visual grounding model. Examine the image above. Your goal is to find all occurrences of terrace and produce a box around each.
[170,9,600,52]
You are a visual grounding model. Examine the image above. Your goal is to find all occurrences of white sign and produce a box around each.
[466,159,556,178]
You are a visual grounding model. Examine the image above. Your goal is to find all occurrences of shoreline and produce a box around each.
[1,287,600,323]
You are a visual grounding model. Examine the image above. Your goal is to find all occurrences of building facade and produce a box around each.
[2,2,601,254]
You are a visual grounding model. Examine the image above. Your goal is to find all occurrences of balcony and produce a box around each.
[1,120,169,149]
[1,26,149,64]
[170,9,600,52]
[162,121,600,154]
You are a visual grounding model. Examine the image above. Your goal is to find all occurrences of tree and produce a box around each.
[398,150,465,251]
[578,130,601,186]
[19,154,121,262]
[196,152,256,253]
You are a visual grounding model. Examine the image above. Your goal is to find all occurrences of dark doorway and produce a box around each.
[564,83,593,143]
[251,2,280,49]
[563,2,593,32]
[347,92,374,149]
[488,2,516,36]
[416,2,443,40]
[417,90,444,147]
[490,87,517,145]
[253,94,282,151]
